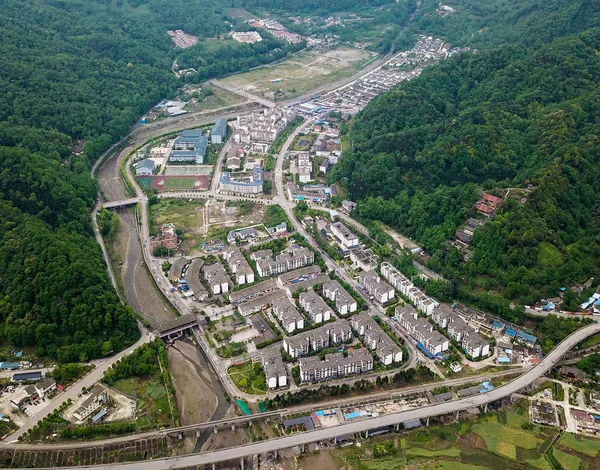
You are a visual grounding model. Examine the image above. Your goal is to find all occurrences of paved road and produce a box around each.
[44,319,600,469]
[210,79,276,109]
[6,326,152,443]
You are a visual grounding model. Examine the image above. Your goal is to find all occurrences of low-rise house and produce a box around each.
[341,200,356,214]
[251,249,274,261]
[330,222,359,250]
[272,298,304,333]
[10,386,36,409]
[359,271,394,304]
[34,378,57,398]
[202,263,230,294]
[262,351,288,389]
[323,280,357,315]
[319,158,329,174]
[299,290,332,324]
[299,349,373,382]
[74,384,108,421]
[560,366,585,382]
[350,312,403,365]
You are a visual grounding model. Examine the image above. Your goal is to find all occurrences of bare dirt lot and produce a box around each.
[201,404,250,452]
[283,450,339,470]
[167,341,218,426]
[221,47,376,101]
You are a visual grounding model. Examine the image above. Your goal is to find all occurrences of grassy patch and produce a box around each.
[484,438,517,460]
[228,361,267,395]
[406,447,461,458]
[437,462,489,470]
[473,421,538,449]
[558,432,600,457]
[113,377,173,429]
[525,456,553,470]
[150,198,205,231]
[552,448,583,469]
[162,177,198,190]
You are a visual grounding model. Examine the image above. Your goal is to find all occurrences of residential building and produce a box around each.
[135,158,155,176]
[359,271,394,304]
[211,118,228,144]
[262,351,287,389]
[299,290,332,324]
[219,168,264,196]
[10,387,35,409]
[290,151,312,183]
[350,248,379,272]
[34,378,57,398]
[169,130,207,164]
[220,247,255,285]
[286,182,331,203]
[319,158,329,174]
[202,263,230,294]
[462,329,491,359]
[251,249,274,261]
[231,108,297,154]
[74,384,109,421]
[256,246,314,278]
[560,366,585,382]
[272,298,304,333]
[282,320,352,358]
[237,290,286,316]
[395,305,449,357]
[227,227,259,244]
[186,258,209,301]
[229,279,278,304]
[431,305,490,359]
[381,262,436,315]
[341,200,356,214]
[330,222,359,250]
[323,280,357,315]
[299,349,373,382]
[350,312,402,365]
[151,223,178,252]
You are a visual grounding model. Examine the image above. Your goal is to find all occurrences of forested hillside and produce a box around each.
[333,29,600,320]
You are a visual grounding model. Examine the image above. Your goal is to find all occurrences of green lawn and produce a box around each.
[163,177,198,190]
[228,361,267,395]
[558,431,600,457]
[406,447,461,458]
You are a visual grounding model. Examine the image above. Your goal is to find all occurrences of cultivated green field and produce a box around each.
[113,377,175,430]
[150,198,205,232]
[228,361,267,395]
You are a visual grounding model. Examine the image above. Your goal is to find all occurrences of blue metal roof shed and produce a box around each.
[13,371,42,382]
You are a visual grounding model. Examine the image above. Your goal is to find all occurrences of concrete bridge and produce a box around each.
[102,197,142,209]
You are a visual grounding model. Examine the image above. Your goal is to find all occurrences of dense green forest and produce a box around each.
[333,28,600,319]
[233,0,395,15]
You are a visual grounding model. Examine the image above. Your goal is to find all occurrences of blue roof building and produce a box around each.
[170,130,207,165]
[211,118,228,144]
[516,330,538,346]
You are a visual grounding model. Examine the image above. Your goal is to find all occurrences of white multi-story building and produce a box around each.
[323,280,357,315]
[330,222,359,250]
[202,263,230,294]
[350,312,403,365]
[220,246,255,285]
[381,262,436,315]
[282,320,352,358]
[299,349,373,382]
[262,351,288,389]
[256,246,314,278]
[359,271,394,304]
[395,304,449,356]
[272,298,304,333]
[74,385,109,421]
[299,290,332,324]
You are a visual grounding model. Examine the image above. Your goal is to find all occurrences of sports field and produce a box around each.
[149,175,210,191]
[220,46,377,101]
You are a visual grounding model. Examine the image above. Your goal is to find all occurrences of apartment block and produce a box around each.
[359,271,394,304]
[350,312,403,365]
[299,349,374,382]
[282,319,352,358]
[395,305,449,357]
[381,262,436,315]
[262,351,288,389]
[256,246,315,278]
[299,290,332,324]
[330,222,359,250]
[202,263,230,294]
[323,280,357,315]
[220,246,255,285]
[272,298,304,333]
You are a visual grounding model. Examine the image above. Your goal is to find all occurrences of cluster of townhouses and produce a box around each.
[283,320,352,358]
[169,130,208,164]
[254,245,315,277]
[358,271,395,304]
[381,262,490,358]
[220,246,255,285]
[322,280,357,315]
[289,151,312,183]
[351,312,403,365]
[299,349,373,383]
[231,108,297,154]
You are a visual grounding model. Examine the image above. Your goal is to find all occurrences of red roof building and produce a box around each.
[482,193,503,207]
[476,203,495,216]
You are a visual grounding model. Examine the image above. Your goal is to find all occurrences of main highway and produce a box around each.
[44,319,600,469]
